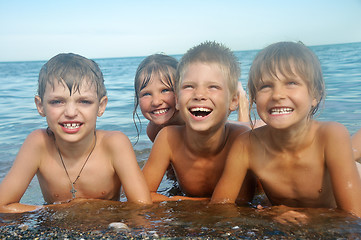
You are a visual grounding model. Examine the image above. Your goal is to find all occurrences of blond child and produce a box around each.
[133,54,184,142]
[142,41,256,202]
[0,53,151,213]
[210,42,361,218]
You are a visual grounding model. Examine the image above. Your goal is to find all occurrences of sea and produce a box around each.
[0,42,360,238]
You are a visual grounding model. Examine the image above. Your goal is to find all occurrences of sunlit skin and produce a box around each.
[352,128,361,163]
[139,76,183,142]
[0,80,151,213]
[143,62,255,202]
[211,67,361,218]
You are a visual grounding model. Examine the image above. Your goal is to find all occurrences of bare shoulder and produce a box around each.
[316,121,350,140]
[155,125,184,143]
[26,129,53,148]
[226,122,251,137]
[97,130,131,146]
[96,130,136,167]
[15,129,52,166]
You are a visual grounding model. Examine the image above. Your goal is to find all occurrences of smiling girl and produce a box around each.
[133,54,184,142]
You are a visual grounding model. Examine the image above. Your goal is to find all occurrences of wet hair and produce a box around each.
[175,41,240,96]
[248,41,325,124]
[37,53,106,100]
[133,53,178,143]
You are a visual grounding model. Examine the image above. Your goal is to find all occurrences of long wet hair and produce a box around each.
[133,53,178,144]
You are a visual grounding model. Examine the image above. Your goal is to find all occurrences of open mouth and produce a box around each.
[269,107,294,115]
[189,107,212,117]
[61,123,82,129]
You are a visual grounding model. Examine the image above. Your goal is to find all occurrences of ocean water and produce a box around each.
[0,42,360,238]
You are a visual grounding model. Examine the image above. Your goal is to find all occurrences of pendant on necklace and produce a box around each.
[70,183,77,198]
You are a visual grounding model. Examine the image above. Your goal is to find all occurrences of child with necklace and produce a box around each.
[0,53,151,213]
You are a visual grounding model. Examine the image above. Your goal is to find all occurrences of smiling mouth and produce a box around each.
[152,108,169,115]
[62,123,82,129]
[189,107,212,117]
[269,107,294,115]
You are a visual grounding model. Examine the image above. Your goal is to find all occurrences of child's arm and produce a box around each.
[324,122,361,217]
[142,128,175,202]
[237,82,250,122]
[0,130,44,213]
[351,128,361,162]
[210,134,250,204]
[107,131,152,204]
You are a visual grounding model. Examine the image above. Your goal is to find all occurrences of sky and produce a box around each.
[1,0,361,62]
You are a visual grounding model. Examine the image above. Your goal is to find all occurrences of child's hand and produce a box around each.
[237,82,249,122]
[273,210,309,225]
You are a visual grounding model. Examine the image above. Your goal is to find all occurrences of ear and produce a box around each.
[311,97,318,109]
[97,96,108,117]
[229,93,239,112]
[35,96,46,117]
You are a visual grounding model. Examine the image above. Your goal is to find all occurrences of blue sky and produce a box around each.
[1,0,361,62]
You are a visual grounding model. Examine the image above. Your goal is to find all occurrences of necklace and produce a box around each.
[56,131,97,198]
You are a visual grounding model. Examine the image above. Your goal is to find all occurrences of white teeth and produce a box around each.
[270,107,293,115]
[153,109,168,114]
[63,123,80,129]
[190,107,211,112]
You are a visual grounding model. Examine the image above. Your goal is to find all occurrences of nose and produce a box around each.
[272,85,285,101]
[151,93,163,106]
[193,87,207,101]
[64,102,78,118]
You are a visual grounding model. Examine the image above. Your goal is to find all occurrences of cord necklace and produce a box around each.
[57,131,97,198]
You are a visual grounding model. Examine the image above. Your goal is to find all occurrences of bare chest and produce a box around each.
[37,156,120,203]
[251,147,335,208]
[171,149,228,197]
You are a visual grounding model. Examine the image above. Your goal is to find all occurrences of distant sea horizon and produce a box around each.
[1,41,360,63]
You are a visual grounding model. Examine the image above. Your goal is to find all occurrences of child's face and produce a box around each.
[255,67,317,129]
[139,76,176,126]
[177,62,238,132]
[35,79,107,142]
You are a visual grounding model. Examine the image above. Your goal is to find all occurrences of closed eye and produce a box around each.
[182,84,193,90]
[258,84,271,90]
[209,85,221,90]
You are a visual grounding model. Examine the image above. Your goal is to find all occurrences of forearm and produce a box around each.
[0,203,42,213]
[151,192,209,202]
[150,192,173,202]
[170,196,209,201]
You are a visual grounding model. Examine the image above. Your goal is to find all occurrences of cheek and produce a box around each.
[139,98,150,112]
[164,93,176,108]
